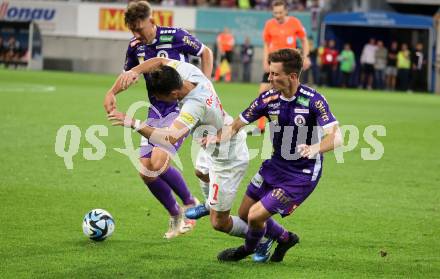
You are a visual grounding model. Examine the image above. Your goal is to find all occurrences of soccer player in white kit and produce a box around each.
[108,57,250,240]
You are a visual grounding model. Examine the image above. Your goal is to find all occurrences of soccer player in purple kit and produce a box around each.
[216,48,342,262]
[103,1,213,239]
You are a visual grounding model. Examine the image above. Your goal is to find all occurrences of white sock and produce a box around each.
[199,180,209,201]
[228,215,248,238]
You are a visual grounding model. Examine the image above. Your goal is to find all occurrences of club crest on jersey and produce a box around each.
[294,115,306,126]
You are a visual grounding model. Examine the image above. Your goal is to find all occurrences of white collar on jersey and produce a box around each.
[280,95,296,102]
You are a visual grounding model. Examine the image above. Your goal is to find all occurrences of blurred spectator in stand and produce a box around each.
[196,0,209,6]
[374,40,387,90]
[161,0,175,6]
[396,43,411,91]
[240,36,254,82]
[410,43,426,92]
[309,0,322,32]
[385,41,398,91]
[214,27,235,82]
[0,37,5,64]
[219,0,236,7]
[320,39,338,87]
[359,38,376,89]
[338,43,355,88]
[238,0,252,9]
[4,36,20,69]
[254,0,270,10]
[287,0,305,11]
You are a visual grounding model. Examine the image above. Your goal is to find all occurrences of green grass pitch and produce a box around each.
[0,68,439,278]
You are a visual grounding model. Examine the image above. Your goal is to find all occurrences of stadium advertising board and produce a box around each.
[196,8,312,46]
[99,8,174,32]
[0,0,77,36]
[78,3,195,39]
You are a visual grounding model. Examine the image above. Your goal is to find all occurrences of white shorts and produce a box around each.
[195,130,249,212]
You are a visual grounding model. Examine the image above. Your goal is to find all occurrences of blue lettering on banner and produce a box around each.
[0,3,56,21]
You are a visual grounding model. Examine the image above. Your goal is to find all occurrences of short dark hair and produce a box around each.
[268,48,303,76]
[145,65,183,96]
[124,1,152,30]
[272,0,287,8]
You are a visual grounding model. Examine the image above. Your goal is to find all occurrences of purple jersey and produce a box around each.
[124,26,204,119]
[240,84,338,186]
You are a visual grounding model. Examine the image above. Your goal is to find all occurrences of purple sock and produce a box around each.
[160,166,194,205]
[244,227,266,252]
[266,218,289,243]
[145,177,180,216]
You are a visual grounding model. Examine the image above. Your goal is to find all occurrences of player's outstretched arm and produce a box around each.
[119,57,171,89]
[103,74,129,114]
[108,111,190,148]
[298,124,342,159]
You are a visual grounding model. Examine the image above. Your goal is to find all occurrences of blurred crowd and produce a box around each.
[0,36,27,68]
[91,0,321,10]
[302,38,427,92]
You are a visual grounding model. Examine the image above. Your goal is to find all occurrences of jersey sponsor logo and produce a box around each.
[294,115,306,126]
[297,96,309,107]
[167,61,179,69]
[178,112,195,126]
[182,36,199,50]
[294,108,309,114]
[159,35,174,43]
[268,110,280,115]
[156,44,172,49]
[314,100,329,122]
[286,36,294,44]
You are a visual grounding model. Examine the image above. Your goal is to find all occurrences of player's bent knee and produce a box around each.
[247,206,266,227]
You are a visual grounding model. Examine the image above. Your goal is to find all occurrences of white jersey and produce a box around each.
[167,60,227,135]
[166,60,249,211]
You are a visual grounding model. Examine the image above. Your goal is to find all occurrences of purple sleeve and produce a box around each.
[311,94,338,128]
[173,29,204,57]
[239,95,268,124]
[124,43,139,71]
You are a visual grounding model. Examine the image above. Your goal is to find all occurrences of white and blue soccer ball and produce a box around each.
[82,209,115,241]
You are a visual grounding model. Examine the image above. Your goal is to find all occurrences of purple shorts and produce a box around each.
[139,137,186,158]
[246,180,318,217]
[139,107,186,158]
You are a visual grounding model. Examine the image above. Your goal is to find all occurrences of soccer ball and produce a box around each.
[82,209,115,241]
